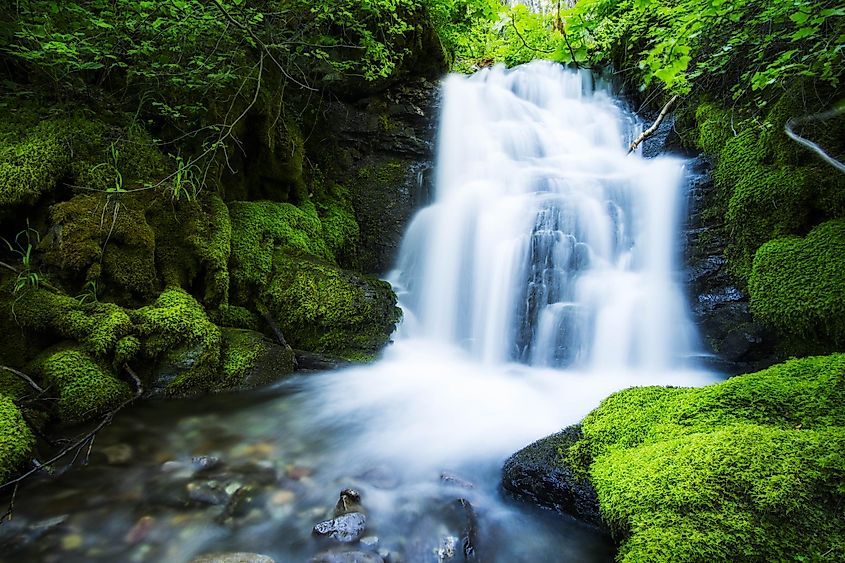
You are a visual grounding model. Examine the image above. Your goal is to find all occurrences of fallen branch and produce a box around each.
[0,364,144,521]
[0,365,44,394]
[628,95,680,154]
[785,107,845,174]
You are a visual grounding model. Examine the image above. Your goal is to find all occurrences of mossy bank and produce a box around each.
[504,354,845,561]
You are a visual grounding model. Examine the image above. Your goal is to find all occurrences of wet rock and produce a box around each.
[502,425,603,528]
[186,481,230,506]
[269,489,295,506]
[310,551,384,563]
[61,534,83,550]
[335,489,363,516]
[295,351,353,372]
[435,536,458,562]
[191,455,222,474]
[449,499,479,561]
[439,472,474,490]
[189,553,274,563]
[312,512,368,543]
[359,536,379,550]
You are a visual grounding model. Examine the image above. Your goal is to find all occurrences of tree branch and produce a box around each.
[628,95,680,154]
[0,365,44,394]
[785,107,845,174]
[0,364,144,514]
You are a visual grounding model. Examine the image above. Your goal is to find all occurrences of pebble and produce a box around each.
[269,490,295,506]
[360,536,380,549]
[124,515,155,545]
[61,534,83,550]
[285,465,314,480]
[100,443,133,465]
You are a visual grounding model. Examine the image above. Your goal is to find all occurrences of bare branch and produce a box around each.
[0,365,44,394]
[0,364,144,493]
[628,95,680,154]
[208,0,316,91]
[785,107,845,174]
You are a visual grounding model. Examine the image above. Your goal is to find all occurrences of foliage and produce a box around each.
[561,0,844,105]
[570,354,845,562]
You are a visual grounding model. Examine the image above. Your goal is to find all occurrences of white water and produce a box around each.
[307,62,714,477]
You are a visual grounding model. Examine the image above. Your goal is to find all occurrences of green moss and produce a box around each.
[693,103,735,156]
[149,194,232,306]
[44,193,157,300]
[131,287,222,395]
[229,200,334,295]
[220,329,264,387]
[570,355,845,562]
[40,349,131,423]
[12,288,133,358]
[264,254,400,358]
[114,335,141,366]
[694,95,845,283]
[211,304,261,330]
[749,220,845,350]
[0,394,35,482]
[0,115,104,207]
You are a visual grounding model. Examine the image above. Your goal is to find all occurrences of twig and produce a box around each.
[0,365,44,394]
[785,107,845,173]
[510,19,555,54]
[628,95,680,154]
[0,364,143,492]
[209,0,316,91]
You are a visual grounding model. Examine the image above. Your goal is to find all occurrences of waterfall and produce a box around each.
[393,61,696,371]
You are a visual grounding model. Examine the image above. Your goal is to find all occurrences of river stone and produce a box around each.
[312,512,367,543]
[189,553,274,563]
[501,425,603,528]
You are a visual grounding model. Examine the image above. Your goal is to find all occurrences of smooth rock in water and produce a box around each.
[186,481,229,506]
[286,465,314,480]
[191,455,222,474]
[501,425,603,528]
[269,489,295,506]
[312,512,367,543]
[310,550,383,563]
[440,471,474,489]
[359,536,379,550]
[334,489,363,516]
[189,553,275,563]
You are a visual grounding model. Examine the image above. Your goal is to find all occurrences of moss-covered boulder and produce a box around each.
[506,355,845,561]
[39,348,132,424]
[749,220,845,351]
[221,328,296,389]
[264,254,401,361]
[0,394,35,482]
[132,287,223,396]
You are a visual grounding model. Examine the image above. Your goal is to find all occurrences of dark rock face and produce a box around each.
[501,426,602,528]
[311,78,440,274]
[681,156,779,374]
[310,551,383,563]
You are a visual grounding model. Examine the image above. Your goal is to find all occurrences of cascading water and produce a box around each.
[395,61,696,370]
[5,62,716,563]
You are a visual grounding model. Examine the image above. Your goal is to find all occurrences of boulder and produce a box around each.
[501,425,602,528]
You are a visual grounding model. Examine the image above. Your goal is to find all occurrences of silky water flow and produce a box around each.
[4,62,716,563]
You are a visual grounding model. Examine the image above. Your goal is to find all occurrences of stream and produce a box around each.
[1,62,716,562]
